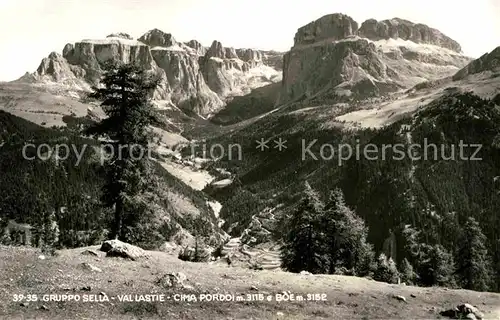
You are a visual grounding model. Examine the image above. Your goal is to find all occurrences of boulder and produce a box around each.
[100,239,149,261]
[156,272,189,288]
[80,262,102,273]
[440,303,484,320]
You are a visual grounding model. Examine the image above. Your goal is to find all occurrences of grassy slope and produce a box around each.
[0,245,499,320]
[210,83,281,126]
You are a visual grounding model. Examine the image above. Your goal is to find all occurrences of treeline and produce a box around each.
[282,183,497,292]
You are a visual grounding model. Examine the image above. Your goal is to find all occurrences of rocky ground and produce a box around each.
[0,244,499,320]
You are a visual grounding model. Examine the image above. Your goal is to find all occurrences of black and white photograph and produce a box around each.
[0,0,499,319]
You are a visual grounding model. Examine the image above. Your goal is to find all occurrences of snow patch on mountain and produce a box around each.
[372,38,461,56]
[224,64,282,98]
[80,38,145,46]
[159,161,215,191]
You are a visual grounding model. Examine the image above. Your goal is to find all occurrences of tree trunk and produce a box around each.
[112,198,123,240]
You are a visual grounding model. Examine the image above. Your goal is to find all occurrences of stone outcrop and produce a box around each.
[279,13,471,105]
[106,33,133,40]
[453,46,500,80]
[280,37,395,103]
[185,40,207,56]
[31,29,283,116]
[138,29,176,47]
[358,18,462,52]
[36,52,85,83]
[294,13,359,46]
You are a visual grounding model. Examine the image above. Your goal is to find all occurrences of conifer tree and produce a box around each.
[85,62,160,240]
[403,225,456,287]
[280,182,325,273]
[419,244,456,287]
[456,217,493,291]
[321,188,375,276]
[400,258,417,285]
[374,253,399,284]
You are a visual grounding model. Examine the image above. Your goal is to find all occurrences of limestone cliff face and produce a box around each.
[62,39,156,85]
[279,13,472,105]
[294,13,359,46]
[31,30,283,116]
[281,38,394,103]
[185,40,207,56]
[358,18,462,53]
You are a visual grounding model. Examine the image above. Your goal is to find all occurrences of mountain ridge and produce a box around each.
[21,29,283,117]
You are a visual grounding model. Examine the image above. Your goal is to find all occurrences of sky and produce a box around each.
[1,0,499,81]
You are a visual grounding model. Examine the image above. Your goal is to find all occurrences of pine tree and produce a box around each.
[402,225,421,258]
[374,253,399,284]
[280,182,325,274]
[193,235,210,262]
[85,62,160,240]
[31,191,59,249]
[419,244,456,287]
[400,258,417,285]
[42,210,60,248]
[321,188,375,276]
[403,225,456,287]
[456,217,493,291]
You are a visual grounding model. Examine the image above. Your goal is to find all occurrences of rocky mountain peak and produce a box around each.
[235,49,263,62]
[292,13,462,53]
[62,44,74,58]
[138,29,177,47]
[453,46,500,80]
[28,29,283,117]
[106,32,133,40]
[185,40,207,56]
[294,13,359,46]
[206,41,226,59]
[358,18,462,52]
[280,13,471,105]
